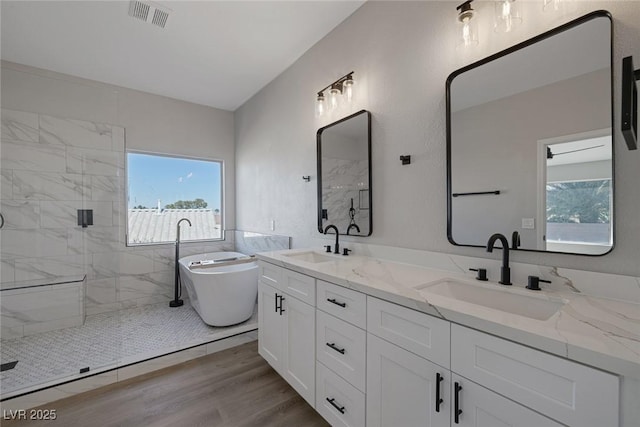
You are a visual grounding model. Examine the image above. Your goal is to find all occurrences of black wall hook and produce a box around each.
[400,155,411,165]
[303,176,311,182]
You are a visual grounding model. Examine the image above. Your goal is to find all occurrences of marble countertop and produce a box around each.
[257,248,640,379]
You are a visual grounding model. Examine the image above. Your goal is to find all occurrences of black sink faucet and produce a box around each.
[486,233,512,285]
[324,224,340,254]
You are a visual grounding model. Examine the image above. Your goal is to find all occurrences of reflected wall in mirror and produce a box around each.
[317,110,372,236]
[447,11,613,255]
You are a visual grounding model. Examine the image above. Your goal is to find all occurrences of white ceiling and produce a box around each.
[1,0,364,111]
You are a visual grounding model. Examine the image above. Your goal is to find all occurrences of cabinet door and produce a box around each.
[367,334,450,427]
[282,294,316,406]
[452,374,563,427]
[258,281,283,372]
[451,324,619,427]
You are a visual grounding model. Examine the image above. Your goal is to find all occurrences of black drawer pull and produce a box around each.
[326,397,345,414]
[326,342,346,354]
[279,296,285,315]
[435,372,443,412]
[274,293,280,313]
[454,381,462,424]
[327,298,346,308]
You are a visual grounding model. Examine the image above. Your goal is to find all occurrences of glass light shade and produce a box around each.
[456,16,478,49]
[343,77,355,102]
[316,94,325,117]
[494,0,522,33]
[329,87,341,110]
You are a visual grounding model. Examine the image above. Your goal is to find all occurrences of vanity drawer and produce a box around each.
[316,310,366,392]
[281,268,315,306]
[258,261,281,289]
[316,361,365,427]
[316,280,366,328]
[367,296,450,369]
[451,324,619,427]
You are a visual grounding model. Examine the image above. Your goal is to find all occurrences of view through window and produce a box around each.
[127,152,223,245]
[546,179,612,245]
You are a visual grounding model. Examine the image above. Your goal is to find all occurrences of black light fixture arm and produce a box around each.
[317,71,355,96]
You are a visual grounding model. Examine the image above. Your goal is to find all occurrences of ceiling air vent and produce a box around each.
[128,1,171,29]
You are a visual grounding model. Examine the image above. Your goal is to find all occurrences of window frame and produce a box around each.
[125,149,226,247]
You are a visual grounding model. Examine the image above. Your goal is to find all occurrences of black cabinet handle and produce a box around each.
[326,342,345,354]
[326,397,345,414]
[279,296,285,315]
[274,293,279,313]
[327,298,346,308]
[435,372,444,412]
[454,381,462,424]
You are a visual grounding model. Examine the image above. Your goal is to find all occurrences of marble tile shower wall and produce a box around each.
[0,109,233,324]
[322,157,369,234]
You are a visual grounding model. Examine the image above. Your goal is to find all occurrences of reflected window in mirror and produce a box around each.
[446,11,613,256]
[541,131,612,254]
[317,110,372,236]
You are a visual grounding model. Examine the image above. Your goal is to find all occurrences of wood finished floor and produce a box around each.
[3,341,329,427]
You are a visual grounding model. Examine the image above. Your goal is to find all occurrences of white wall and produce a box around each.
[235,1,640,276]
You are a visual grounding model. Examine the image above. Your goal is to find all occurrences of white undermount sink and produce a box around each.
[282,251,336,264]
[417,279,566,321]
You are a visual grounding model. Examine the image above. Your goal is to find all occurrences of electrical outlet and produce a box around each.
[522,218,535,229]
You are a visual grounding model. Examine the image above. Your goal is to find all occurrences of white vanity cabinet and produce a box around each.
[367,333,450,427]
[366,296,451,427]
[451,324,619,427]
[450,374,563,427]
[315,280,368,427]
[257,264,316,406]
[257,259,623,427]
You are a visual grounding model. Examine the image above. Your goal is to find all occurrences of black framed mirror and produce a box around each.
[317,110,372,236]
[446,11,613,256]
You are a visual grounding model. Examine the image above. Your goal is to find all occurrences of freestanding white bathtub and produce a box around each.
[178,252,258,327]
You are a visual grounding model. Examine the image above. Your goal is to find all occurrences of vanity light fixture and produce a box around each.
[315,72,355,118]
[315,93,326,118]
[494,0,522,33]
[456,0,479,49]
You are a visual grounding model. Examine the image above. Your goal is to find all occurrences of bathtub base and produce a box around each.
[179,252,259,328]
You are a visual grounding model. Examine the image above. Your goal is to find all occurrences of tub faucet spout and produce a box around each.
[176,218,192,245]
[171,218,192,307]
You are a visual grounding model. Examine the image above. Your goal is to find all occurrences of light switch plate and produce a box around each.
[522,218,535,229]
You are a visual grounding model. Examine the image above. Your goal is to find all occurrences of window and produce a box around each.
[126,152,223,245]
[546,179,612,245]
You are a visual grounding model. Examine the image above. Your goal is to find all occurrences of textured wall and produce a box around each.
[235,1,640,276]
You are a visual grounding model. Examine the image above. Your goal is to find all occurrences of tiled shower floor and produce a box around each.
[0,300,257,398]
